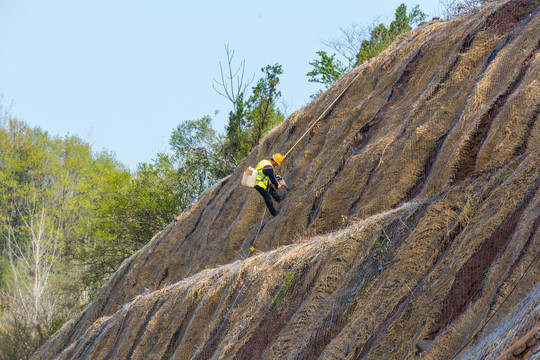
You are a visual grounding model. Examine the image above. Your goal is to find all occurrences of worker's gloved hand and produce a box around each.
[276,175,282,188]
[276,175,287,188]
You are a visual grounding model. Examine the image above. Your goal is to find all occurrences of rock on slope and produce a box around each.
[34,1,539,359]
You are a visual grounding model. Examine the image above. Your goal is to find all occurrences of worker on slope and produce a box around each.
[254,153,287,217]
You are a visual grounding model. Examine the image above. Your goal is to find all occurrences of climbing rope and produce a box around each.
[251,69,363,249]
[254,208,266,239]
[283,70,362,160]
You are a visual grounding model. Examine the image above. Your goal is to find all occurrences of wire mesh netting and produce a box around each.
[32,2,540,360]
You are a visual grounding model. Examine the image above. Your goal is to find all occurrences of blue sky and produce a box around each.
[0,1,442,170]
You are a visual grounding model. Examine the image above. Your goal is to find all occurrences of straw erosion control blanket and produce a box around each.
[34,1,540,359]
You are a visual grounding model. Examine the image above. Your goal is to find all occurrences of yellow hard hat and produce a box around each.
[272,153,283,165]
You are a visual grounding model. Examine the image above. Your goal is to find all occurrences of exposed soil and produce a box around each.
[234,263,313,359]
[455,40,538,182]
[430,175,539,337]
[483,1,539,35]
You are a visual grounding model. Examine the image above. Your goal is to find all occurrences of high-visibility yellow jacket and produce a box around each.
[255,159,274,190]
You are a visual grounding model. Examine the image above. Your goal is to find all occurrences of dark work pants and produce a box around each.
[254,184,281,216]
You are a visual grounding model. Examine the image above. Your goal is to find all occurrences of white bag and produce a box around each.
[241,166,258,187]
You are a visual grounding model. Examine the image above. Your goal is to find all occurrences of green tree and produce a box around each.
[78,115,237,292]
[169,116,223,192]
[356,4,426,65]
[307,4,426,92]
[0,115,128,359]
[246,64,285,150]
[306,50,347,88]
[224,93,250,164]
[79,155,184,291]
[0,110,228,358]
[213,48,285,166]
[222,64,285,164]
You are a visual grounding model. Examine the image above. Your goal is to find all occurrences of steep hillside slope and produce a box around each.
[35,1,539,359]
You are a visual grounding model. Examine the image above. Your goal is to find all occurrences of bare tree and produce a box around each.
[322,23,372,69]
[1,188,62,355]
[212,44,254,114]
[440,0,497,18]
